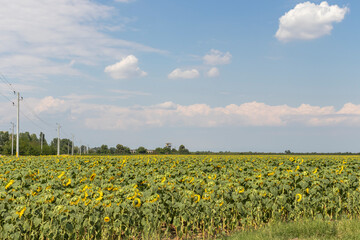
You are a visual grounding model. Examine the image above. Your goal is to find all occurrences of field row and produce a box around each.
[1,155,360,239]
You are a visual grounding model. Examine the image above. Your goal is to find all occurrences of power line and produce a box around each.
[0,73,89,155]
[19,109,46,132]
[21,98,54,129]
[0,90,15,105]
[0,73,16,93]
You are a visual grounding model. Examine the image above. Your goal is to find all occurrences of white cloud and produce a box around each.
[206,67,220,78]
[276,1,349,42]
[34,96,67,114]
[104,55,147,79]
[203,49,232,65]
[168,68,200,79]
[5,96,360,130]
[0,0,162,79]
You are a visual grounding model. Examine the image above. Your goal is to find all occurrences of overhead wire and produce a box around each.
[19,110,46,132]
[1,73,88,150]
[0,91,15,105]
[21,98,54,129]
[0,74,16,93]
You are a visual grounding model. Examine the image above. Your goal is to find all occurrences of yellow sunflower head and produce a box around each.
[16,206,26,219]
[90,173,96,181]
[133,198,141,208]
[296,193,302,202]
[193,194,200,203]
[104,217,110,223]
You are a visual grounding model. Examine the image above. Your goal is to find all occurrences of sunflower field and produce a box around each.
[1,155,360,239]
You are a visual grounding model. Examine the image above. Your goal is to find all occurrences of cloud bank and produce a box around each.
[276,1,349,42]
[4,97,360,130]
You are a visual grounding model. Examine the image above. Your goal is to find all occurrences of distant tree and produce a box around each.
[154,147,165,154]
[60,139,72,154]
[285,150,291,154]
[136,146,147,154]
[178,145,190,154]
[100,145,109,154]
[109,147,116,154]
[39,132,47,145]
[116,144,131,154]
[0,131,10,153]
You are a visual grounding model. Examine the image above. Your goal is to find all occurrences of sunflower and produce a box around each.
[96,190,103,201]
[296,193,302,202]
[127,191,137,200]
[16,206,26,219]
[5,180,14,189]
[133,198,141,208]
[193,194,200,203]
[161,176,166,183]
[64,178,71,187]
[104,217,110,223]
[148,194,160,203]
[238,186,245,193]
[90,173,96,181]
[57,171,65,179]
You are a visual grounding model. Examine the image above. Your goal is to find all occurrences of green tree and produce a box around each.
[0,131,10,154]
[154,147,165,154]
[178,145,190,154]
[100,145,109,154]
[116,144,131,154]
[136,146,147,154]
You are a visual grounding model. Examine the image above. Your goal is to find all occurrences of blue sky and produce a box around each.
[1,0,359,152]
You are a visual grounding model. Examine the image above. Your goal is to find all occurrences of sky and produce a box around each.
[0,0,360,152]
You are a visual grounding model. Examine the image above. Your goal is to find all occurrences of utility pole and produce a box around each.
[16,92,21,157]
[71,135,74,155]
[57,123,61,156]
[10,122,14,156]
[40,132,43,155]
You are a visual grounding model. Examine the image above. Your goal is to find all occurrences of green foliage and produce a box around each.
[136,146,147,154]
[178,144,190,154]
[115,144,130,154]
[1,155,360,239]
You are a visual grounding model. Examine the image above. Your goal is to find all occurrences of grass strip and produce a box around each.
[222,217,360,240]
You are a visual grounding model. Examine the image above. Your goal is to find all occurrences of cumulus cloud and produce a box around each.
[34,96,67,114]
[5,96,360,130]
[203,49,232,65]
[206,67,220,78]
[276,1,349,42]
[104,55,147,79]
[168,68,200,79]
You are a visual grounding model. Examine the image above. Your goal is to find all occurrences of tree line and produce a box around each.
[0,131,190,156]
